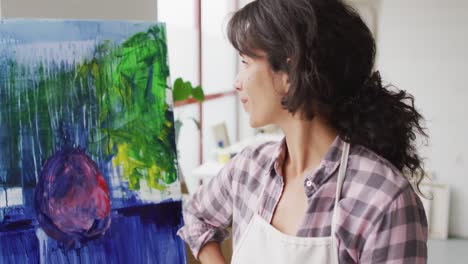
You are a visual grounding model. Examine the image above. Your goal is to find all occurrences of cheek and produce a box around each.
[244,76,261,99]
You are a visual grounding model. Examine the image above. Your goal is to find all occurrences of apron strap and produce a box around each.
[330,141,350,262]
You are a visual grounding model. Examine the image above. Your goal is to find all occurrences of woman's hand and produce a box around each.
[198,242,226,264]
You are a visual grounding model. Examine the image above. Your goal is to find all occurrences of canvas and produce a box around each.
[0,19,186,263]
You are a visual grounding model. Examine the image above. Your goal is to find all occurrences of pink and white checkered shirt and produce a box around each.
[178,136,428,263]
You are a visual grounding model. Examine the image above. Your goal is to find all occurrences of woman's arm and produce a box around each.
[198,242,226,264]
[178,151,244,261]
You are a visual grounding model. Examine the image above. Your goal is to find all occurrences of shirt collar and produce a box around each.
[270,135,346,188]
[269,137,286,178]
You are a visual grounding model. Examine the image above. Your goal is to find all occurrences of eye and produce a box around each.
[240,58,249,67]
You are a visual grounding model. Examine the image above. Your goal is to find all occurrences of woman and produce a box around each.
[178,0,428,263]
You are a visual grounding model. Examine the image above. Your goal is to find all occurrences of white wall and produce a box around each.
[377,0,468,237]
[1,0,157,20]
[201,0,238,162]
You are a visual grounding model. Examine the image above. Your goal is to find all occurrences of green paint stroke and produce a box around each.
[2,24,177,191]
[80,25,177,190]
[0,25,177,190]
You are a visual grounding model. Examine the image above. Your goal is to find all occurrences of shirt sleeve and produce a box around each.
[359,187,428,263]
[177,151,242,259]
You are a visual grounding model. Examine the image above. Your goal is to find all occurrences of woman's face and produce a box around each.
[235,53,289,128]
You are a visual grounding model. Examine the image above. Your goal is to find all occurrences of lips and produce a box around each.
[240,98,248,104]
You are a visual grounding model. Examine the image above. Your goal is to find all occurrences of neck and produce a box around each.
[277,114,337,180]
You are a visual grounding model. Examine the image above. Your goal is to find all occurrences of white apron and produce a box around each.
[231,142,350,264]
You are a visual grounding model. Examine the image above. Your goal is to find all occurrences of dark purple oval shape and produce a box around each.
[34,148,111,249]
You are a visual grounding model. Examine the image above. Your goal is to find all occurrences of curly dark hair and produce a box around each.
[227,0,428,193]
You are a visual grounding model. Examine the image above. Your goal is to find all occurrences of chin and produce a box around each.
[249,117,269,128]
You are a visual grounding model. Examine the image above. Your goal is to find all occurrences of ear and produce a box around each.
[280,72,290,94]
[282,58,291,94]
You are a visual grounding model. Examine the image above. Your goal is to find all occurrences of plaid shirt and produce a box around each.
[178,136,428,263]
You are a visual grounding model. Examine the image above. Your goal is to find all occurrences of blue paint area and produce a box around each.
[0,226,39,264]
[0,19,157,45]
[0,201,186,264]
[0,19,185,263]
[0,206,27,224]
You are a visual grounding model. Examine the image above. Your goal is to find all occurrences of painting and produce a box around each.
[0,19,186,263]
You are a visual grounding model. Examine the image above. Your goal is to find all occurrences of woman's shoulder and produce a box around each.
[337,144,425,240]
[344,144,417,209]
[227,140,281,185]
